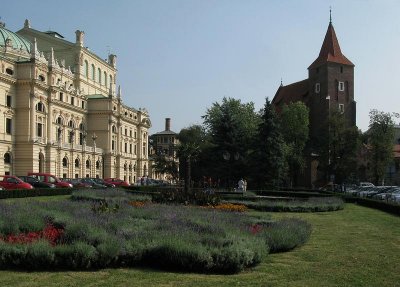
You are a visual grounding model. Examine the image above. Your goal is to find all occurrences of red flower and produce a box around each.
[249,224,262,235]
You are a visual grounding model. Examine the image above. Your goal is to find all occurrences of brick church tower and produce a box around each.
[272,16,356,187]
[307,17,356,141]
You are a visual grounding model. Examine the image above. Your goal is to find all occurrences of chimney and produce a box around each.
[165,118,171,131]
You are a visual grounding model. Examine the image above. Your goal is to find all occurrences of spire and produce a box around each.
[329,6,332,24]
[308,19,354,69]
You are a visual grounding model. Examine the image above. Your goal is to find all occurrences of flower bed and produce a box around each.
[0,196,311,273]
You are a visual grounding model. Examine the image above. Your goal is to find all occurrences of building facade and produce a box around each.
[149,118,179,182]
[272,18,356,187]
[0,20,151,183]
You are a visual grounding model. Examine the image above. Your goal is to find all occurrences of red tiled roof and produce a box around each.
[309,22,354,69]
[272,79,309,108]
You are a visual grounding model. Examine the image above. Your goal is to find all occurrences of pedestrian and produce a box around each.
[238,178,244,192]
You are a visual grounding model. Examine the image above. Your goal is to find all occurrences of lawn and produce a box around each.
[0,202,399,287]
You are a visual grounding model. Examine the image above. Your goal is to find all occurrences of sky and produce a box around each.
[2,0,400,133]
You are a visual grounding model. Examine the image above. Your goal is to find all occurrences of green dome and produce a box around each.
[0,23,31,53]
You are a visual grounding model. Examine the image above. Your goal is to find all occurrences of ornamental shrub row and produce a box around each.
[225,197,344,212]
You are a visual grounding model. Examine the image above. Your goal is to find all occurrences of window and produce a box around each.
[6,95,11,107]
[6,118,12,134]
[339,104,344,113]
[125,128,127,136]
[56,117,63,125]
[37,123,43,137]
[338,81,345,91]
[36,102,45,112]
[96,160,100,170]
[81,101,85,109]
[71,97,75,105]
[112,140,115,151]
[91,64,95,80]
[75,159,80,168]
[315,83,320,93]
[98,68,101,83]
[112,125,117,133]
[109,75,113,85]
[125,142,128,153]
[57,127,62,141]
[4,153,11,164]
[104,71,107,87]
[6,68,14,75]
[130,130,132,137]
[130,144,132,154]
[62,157,68,167]
[86,160,90,168]
[134,144,137,155]
[68,120,75,128]
[59,92,63,101]
[84,60,88,78]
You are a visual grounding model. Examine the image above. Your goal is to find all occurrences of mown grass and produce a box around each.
[0,202,399,286]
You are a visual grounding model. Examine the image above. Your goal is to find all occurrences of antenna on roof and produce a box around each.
[329,6,332,24]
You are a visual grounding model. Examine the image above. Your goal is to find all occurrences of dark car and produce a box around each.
[104,178,130,187]
[90,178,115,188]
[80,178,107,188]
[18,176,56,188]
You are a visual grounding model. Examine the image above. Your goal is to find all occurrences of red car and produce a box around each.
[0,175,34,190]
[104,178,130,187]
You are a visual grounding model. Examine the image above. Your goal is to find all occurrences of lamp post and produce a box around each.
[222,151,240,190]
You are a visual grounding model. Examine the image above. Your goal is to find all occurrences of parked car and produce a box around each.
[89,178,115,188]
[104,178,130,187]
[17,176,56,188]
[63,178,92,188]
[0,175,33,190]
[80,178,107,188]
[28,173,73,188]
[359,182,375,187]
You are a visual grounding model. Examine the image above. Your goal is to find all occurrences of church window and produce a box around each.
[339,104,344,114]
[315,83,320,93]
[338,81,345,91]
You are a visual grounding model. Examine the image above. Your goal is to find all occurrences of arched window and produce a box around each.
[56,117,63,125]
[86,159,90,168]
[109,75,112,85]
[98,68,101,83]
[84,60,88,78]
[96,160,100,170]
[112,125,117,133]
[75,158,80,168]
[36,102,45,112]
[124,163,127,171]
[104,71,107,87]
[91,64,95,80]
[62,157,68,167]
[4,152,11,164]
[68,120,75,128]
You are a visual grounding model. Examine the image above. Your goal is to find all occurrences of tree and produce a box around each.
[251,98,285,188]
[177,125,209,189]
[151,154,179,181]
[316,110,360,185]
[280,102,309,187]
[367,110,398,185]
[202,97,260,188]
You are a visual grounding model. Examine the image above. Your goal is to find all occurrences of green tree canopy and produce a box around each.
[280,102,309,187]
[367,110,397,185]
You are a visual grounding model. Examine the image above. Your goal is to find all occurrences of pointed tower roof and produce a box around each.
[308,21,354,69]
